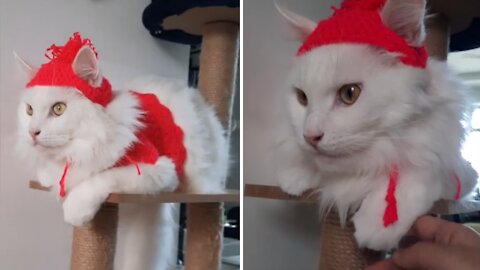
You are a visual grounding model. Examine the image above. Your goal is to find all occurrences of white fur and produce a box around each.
[381,0,426,46]
[276,0,478,251]
[17,59,227,268]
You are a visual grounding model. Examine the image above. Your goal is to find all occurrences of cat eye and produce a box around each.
[338,84,361,105]
[26,104,33,116]
[52,102,67,116]
[295,88,308,106]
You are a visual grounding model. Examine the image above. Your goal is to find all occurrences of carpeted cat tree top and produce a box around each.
[142,0,240,45]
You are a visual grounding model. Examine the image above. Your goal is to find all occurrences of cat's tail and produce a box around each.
[115,203,179,270]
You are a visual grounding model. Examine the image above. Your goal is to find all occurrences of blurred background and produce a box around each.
[0,0,239,269]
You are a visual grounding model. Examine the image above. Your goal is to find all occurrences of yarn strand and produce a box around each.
[59,162,70,198]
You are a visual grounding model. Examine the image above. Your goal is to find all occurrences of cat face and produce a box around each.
[287,45,430,162]
[17,86,104,159]
[16,45,109,161]
[278,0,431,168]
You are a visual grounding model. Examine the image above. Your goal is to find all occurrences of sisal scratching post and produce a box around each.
[319,211,383,270]
[70,203,119,270]
[197,21,239,128]
[185,21,238,270]
[425,14,450,60]
[185,203,224,270]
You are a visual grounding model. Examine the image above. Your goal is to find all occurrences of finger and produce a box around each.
[392,242,455,270]
[365,259,402,270]
[411,216,458,241]
[412,216,480,247]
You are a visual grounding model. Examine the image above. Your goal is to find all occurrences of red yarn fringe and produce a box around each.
[383,167,399,227]
[45,32,97,61]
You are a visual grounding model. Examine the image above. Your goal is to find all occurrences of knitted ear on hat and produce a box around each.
[297,0,428,69]
[26,32,112,107]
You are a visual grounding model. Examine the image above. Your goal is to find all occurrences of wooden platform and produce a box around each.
[29,181,240,204]
[244,184,480,215]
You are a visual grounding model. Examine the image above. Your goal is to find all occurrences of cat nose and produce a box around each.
[29,129,41,138]
[303,133,324,148]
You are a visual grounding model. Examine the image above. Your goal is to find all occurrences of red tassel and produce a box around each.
[454,174,461,201]
[58,162,69,198]
[125,155,141,176]
[383,167,399,227]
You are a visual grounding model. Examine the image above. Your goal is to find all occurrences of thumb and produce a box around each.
[392,242,455,270]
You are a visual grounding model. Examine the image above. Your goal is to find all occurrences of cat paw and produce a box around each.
[62,184,106,226]
[278,169,318,196]
[37,168,55,188]
[352,212,404,250]
[279,177,312,196]
[150,157,179,192]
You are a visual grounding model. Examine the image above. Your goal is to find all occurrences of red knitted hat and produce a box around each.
[26,33,112,107]
[297,0,428,68]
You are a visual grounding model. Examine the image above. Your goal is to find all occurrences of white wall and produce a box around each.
[0,0,189,269]
[243,0,340,269]
[449,48,480,104]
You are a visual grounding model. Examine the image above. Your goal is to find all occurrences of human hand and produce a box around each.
[365,215,480,270]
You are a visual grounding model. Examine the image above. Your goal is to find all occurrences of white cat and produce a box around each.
[16,34,227,269]
[276,0,478,250]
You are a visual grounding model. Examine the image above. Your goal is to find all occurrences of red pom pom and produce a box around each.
[340,0,386,10]
[45,32,97,62]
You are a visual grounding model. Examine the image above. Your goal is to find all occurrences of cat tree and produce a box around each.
[244,0,480,269]
[30,3,239,270]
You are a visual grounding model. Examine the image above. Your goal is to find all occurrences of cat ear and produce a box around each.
[381,0,426,46]
[275,2,316,41]
[72,46,102,87]
[13,51,37,80]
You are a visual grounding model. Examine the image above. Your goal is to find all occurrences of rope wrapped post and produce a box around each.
[319,211,384,270]
[70,203,119,270]
[29,186,239,270]
[184,21,239,270]
[185,203,224,270]
[424,14,449,60]
[197,21,239,128]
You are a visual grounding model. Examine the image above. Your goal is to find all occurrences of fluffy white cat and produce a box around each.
[276,0,478,250]
[16,41,227,268]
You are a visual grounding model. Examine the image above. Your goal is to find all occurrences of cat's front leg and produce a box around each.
[36,160,62,188]
[276,138,320,196]
[353,167,442,250]
[62,175,109,226]
[63,157,178,226]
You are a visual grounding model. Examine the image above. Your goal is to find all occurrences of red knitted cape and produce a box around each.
[115,91,186,177]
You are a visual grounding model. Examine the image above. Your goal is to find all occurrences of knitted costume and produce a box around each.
[26,33,186,197]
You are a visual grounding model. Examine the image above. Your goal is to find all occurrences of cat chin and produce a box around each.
[31,143,70,161]
[313,148,349,159]
[312,146,379,174]
[311,144,369,161]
